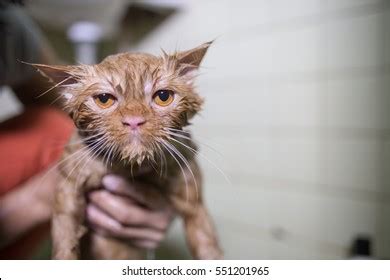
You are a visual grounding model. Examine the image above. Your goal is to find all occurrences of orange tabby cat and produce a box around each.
[33,41,222,260]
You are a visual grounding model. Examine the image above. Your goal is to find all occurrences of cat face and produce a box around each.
[34,42,211,164]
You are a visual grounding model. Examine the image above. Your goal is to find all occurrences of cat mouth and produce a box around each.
[120,136,156,165]
[127,132,142,144]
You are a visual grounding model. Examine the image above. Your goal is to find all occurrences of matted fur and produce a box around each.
[34,42,222,259]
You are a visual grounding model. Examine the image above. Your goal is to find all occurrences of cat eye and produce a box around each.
[153,90,174,107]
[94,93,116,109]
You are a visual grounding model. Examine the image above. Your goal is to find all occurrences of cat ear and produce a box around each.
[31,63,84,101]
[175,41,213,77]
[31,63,81,85]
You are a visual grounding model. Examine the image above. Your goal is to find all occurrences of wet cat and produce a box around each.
[33,41,222,260]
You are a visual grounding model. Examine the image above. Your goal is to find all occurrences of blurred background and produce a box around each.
[1,0,389,259]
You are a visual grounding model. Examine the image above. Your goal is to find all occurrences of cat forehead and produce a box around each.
[100,53,162,70]
[89,53,172,96]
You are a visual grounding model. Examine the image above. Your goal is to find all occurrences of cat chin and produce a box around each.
[121,154,155,167]
[119,145,156,166]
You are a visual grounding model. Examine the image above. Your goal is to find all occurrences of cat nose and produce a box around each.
[122,116,146,130]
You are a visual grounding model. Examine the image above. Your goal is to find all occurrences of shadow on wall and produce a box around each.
[27,1,177,63]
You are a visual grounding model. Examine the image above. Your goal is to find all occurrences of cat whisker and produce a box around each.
[100,143,109,168]
[163,140,199,204]
[156,143,167,178]
[167,136,231,185]
[73,150,96,188]
[73,136,116,188]
[63,136,109,183]
[64,147,97,184]
[166,127,221,146]
[76,128,106,132]
[159,139,190,203]
[49,94,66,106]
[164,129,223,158]
[130,161,135,180]
[48,132,105,150]
[156,147,164,178]
[38,144,91,185]
[165,127,190,134]
[35,76,73,99]
[154,141,167,178]
[105,141,118,167]
[106,141,117,168]
[100,140,114,168]
[149,155,160,175]
[74,138,110,187]
[147,143,158,172]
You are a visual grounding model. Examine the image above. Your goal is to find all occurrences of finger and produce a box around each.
[89,190,173,231]
[102,175,167,209]
[88,225,159,250]
[132,239,159,249]
[86,204,122,232]
[86,204,164,242]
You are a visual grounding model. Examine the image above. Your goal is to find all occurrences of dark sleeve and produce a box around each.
[0,4,43,86]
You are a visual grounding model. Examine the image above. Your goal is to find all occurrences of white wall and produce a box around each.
[130,0,390,259]
[0,87,23,121]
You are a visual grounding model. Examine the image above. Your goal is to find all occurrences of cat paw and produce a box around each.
[52,250,79,260]
[196,247,224,260]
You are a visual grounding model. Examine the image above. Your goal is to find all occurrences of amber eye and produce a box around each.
[94,93,116,109]
[153,90,174,107]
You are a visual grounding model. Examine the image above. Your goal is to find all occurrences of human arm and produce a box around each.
[0,168,56,250]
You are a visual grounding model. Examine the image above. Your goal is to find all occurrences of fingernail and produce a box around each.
[102,174,120,190]
[86,205,96,217]
[108,218,122,229]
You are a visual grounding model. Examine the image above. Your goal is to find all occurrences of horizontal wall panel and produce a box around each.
[202,183,379,257]
[192,135,386,197]
[193,74,390,129]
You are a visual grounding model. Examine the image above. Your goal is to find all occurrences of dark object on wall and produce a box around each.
[350,235,372,258]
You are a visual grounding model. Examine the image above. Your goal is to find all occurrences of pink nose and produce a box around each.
[122,116,146,130]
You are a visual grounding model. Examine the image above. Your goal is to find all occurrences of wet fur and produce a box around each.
[35,42,222,259]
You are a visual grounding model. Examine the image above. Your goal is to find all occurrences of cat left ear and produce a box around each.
[175,41,213,77]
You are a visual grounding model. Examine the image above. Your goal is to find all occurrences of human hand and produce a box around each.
[86,174,175,249]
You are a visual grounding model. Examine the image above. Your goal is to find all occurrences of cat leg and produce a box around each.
[170,161,223,259]
[51,179,87,260]
[183,204,223,259]
[81,232,145,259]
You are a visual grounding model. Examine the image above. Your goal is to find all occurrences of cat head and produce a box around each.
[34,41,212,164]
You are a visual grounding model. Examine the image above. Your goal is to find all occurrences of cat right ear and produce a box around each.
[31,63,80,85]
[30,63,84,101]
